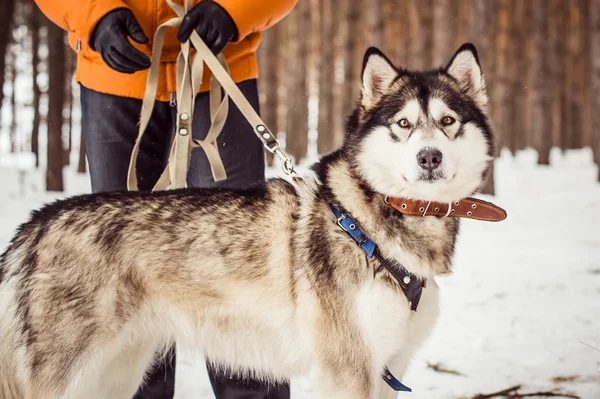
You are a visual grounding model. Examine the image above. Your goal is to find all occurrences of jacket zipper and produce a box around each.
[169,92,177,107]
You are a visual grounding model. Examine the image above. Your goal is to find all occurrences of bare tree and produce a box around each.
[471,0,497,195]
[30,2,42,167]
[407,0,433,69]
[349,0,365,108]
[342,0,360,118]
[433,0,454,66]
[366,0,383,48]
[8,51,17,153]
[563,1,590,150]
[63,49,74,166]
[285,0,309,163]
[454,0,473,49]
[529,0,552,164]
[257,27,278,165]
[46,22,66,191]
[78,123,87,174]
[549,0,567,155]
[0,0,16,115]
[331,0,347,141]
[383,0,403,64]
[591,0,600,180]
[317,0,336,154]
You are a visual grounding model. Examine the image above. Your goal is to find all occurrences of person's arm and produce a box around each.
[33,0,129,47]
[213,0,299,42]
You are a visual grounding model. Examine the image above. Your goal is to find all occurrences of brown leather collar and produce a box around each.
[386,196,507,222]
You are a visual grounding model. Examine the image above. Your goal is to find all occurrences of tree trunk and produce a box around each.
[433,0,454,66]
[9,53,17,153]
[308,0,320,155]
[383,0,404,64]
[454,0,473,49]
[549,0,567,156]
[331,0,347,141]
[590,0,600,180]
[257,27,279,165]
[350,0,366,107]
[507,0,526,154]
[0,0,16,116]
[285,0,309,163]
[78,122,87,174]
[407,0,433,69]
[342,0,360,117]
[317,0,336,154]
[575,0,592,149]
[46,23,66,191]
[421,0,434,68]
[472,0,496,195]
[493,0,512,155]
[563,1,589,150]
[529,0,552,164]
[366,0,383,48]
[30,3,41,168]
[63,49,74,166]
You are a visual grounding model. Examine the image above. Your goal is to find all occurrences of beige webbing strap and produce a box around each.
[127,0,228,191]
[128,0,297,192]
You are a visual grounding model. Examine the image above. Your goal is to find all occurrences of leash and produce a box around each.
[128,0,297,192]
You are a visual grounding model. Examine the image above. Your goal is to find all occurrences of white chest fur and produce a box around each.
[355,277,440,375]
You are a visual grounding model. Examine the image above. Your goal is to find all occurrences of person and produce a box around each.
[33,0,298,398]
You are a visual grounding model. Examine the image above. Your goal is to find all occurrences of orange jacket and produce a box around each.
[34,0,297,101]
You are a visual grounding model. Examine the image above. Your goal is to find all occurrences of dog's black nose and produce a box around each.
[417,148,443,171]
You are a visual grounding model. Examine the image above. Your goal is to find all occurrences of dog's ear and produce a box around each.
[446,43,487,108]
[361,47,398,109]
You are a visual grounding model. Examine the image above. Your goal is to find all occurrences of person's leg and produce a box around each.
[81,85,172,193]
[187,79,290,399]
[80,84,177,399]
[186,79,265,189]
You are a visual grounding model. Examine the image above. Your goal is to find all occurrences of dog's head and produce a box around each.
[344,44,494,203]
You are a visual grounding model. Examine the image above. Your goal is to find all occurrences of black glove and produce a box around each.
[177,0,238,54]
[90,8,151,74]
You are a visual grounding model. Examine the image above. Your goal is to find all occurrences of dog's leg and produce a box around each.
[100,337,164,399]
[310,365,375,399]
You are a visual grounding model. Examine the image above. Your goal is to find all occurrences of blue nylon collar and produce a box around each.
[330,205,412,393]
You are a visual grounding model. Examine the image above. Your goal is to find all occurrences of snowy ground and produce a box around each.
[1,148,599,399]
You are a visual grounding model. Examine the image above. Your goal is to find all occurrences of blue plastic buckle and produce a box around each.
[382,367,412,392]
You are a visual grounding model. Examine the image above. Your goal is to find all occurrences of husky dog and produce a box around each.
[0,43,493,399]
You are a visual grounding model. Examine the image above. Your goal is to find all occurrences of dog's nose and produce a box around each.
[417,148,443,171]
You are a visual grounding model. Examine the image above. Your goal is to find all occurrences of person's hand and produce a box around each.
[177,0,238,54]
[90,8,151,74]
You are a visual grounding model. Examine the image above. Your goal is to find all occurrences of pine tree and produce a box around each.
[0,0,16,116]
[528,0,551,164]
[30,2,42,168]
[46,22,66,191]
[285,0,309,163]
[590,0,600,180]
[317,0,336,154]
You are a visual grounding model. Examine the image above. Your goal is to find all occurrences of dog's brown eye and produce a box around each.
[398,118,411,128]
[442,116,455,126]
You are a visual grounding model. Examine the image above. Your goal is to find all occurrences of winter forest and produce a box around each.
[0,0,599,192]
[0,1,599,398]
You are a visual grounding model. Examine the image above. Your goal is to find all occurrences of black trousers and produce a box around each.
[80,79,291,399]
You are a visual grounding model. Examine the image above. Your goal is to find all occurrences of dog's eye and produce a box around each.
[441,116,455,126]
[398,118,411,128]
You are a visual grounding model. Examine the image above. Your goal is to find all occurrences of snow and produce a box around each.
[0,148,599,399]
